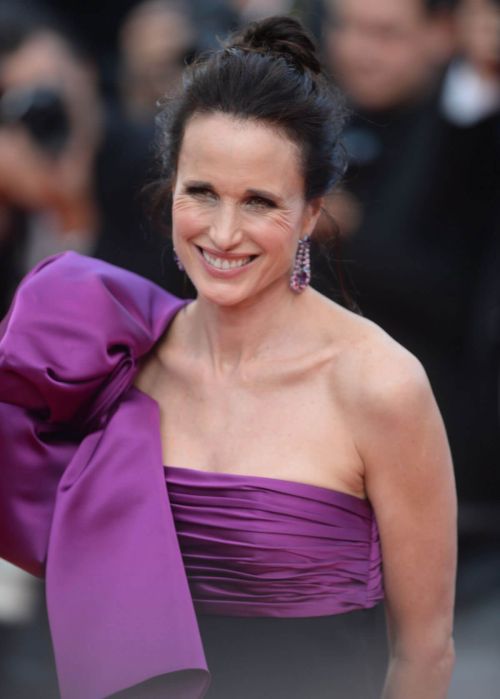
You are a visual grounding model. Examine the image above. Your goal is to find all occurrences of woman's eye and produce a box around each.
[246,196,275,209]
[186,187,217,201]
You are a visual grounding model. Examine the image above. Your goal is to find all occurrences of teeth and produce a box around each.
[201,249,252,270]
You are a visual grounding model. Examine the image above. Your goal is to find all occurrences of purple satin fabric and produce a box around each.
[0,251,384,699]
[165,465,383,617]
[0,252,210,699]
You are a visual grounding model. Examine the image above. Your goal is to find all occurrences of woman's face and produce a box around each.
[171,113,321,308]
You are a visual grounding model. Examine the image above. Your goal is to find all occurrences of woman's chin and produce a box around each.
[188,268,288,310]
[191,276,263,309]
[197,287,254,309]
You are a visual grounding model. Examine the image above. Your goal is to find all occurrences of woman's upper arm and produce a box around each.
[356,347,457,660]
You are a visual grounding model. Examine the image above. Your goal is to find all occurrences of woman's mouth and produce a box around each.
[197,246,257,271]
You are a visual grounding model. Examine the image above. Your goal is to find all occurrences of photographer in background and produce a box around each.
[320,0,500,505]
[0,12,103,263]
[0,1,183,317]
[0,3,185,694]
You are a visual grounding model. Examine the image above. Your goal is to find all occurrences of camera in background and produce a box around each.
[0,86,70,157]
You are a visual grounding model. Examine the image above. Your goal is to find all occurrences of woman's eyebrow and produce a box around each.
[183,179,214,189]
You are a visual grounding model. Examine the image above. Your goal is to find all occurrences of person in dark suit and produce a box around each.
[321,0,500,502]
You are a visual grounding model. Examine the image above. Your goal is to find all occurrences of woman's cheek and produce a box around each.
[173,204,207,241]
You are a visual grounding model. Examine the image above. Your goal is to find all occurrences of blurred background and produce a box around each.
[0,0,498,696]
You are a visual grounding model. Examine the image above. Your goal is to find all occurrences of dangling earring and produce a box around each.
[173,248,184,272]
[289,236,311,293]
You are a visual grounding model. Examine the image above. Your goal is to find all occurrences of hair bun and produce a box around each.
[227,15,322,75]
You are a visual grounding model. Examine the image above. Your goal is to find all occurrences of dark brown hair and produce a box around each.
[149,15,358,309]
[151,16,347,210]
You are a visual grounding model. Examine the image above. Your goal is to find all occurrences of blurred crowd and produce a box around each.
[0,0,499,696]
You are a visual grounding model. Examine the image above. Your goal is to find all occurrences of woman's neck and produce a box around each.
[187,279,310,376]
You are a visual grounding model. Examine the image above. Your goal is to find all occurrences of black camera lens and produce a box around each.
[0,86,70,157]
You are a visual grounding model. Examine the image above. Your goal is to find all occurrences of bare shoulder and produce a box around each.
[357,324,432,423]
[318,296,454,501]
[322,297,434,424]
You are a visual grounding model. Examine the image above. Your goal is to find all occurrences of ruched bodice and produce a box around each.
[1,250,386,698]
[164,465,384,618]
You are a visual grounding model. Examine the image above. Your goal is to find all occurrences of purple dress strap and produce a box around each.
[0,252,210,698]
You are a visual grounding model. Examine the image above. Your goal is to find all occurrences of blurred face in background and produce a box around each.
[324,0,454,111]
[119,0,196,122]
[455,0,500,77]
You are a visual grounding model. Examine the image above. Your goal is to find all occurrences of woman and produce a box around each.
[0,15,456,699]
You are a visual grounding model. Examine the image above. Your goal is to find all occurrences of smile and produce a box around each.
[197,247,256,271]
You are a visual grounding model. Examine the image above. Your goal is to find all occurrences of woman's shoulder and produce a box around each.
[316,293,432,419]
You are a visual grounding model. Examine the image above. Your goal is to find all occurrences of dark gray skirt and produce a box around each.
[197,603,388,699]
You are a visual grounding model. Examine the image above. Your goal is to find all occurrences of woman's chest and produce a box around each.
[136,357,365,496]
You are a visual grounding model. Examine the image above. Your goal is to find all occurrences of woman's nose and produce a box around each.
[208,203,242,250]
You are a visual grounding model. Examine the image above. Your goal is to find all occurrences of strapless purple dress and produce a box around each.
[1,251,386,699]
[164,465,386,698]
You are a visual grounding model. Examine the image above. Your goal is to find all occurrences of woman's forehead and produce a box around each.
[177,113,304,196]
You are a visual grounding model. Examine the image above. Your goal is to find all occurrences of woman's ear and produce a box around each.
[303,196,324,237]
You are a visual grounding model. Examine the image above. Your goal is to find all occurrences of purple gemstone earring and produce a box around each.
[289,236,311,293]
[173,249,184,272]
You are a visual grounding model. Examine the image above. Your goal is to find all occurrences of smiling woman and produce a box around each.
[0,13,456,699]
[170,113,321,307]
